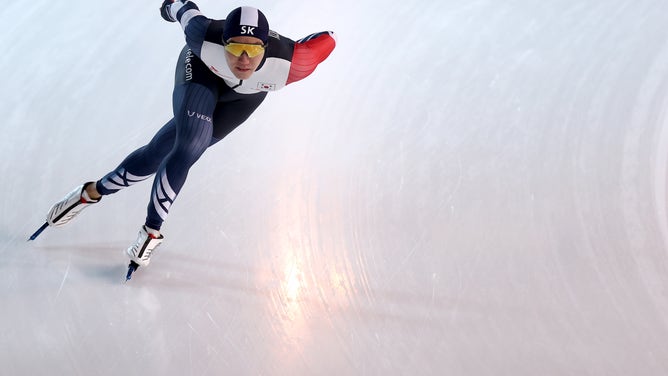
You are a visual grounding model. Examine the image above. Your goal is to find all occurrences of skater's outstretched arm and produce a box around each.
[287,31,337,84]
[160,0,210,56]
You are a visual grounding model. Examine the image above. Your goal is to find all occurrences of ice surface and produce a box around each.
[3,1,668,375]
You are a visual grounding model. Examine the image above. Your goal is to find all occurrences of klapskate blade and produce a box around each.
[28,222,49,241]
[125,261,140,282]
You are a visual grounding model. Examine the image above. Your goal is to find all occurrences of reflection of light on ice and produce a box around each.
[273,243,358,324]
[266,174,314,337]
[284,259,302,302]
[273,233,360,323]
[263,167,370,374]
[328,263,356,306]
[281,252,306,321]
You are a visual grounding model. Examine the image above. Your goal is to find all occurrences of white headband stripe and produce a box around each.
[239,6,259,27]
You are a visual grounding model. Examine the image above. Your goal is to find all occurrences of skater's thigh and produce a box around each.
[211,91,267,139]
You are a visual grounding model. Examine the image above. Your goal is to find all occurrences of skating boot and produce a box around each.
[46,182,101,227]
[126,225,163,267]
[125,226,164,280]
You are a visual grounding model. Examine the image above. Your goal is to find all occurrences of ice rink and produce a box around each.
[3,1,668,375]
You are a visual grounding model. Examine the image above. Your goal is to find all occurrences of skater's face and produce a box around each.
[224,36,266,80]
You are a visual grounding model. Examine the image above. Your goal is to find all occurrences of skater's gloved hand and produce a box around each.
[160,0,178,22]
[160,0,189,22]
[160,0,197,22]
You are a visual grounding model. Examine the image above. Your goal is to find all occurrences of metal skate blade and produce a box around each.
[125,261,140,282]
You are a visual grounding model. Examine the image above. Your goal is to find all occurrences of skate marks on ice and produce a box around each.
[137,247,464,327]
[25,242,131,284]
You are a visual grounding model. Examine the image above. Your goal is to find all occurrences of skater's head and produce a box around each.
[223,6,270,44]
[222,6,269,80]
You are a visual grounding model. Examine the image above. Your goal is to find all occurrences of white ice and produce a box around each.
[2,0,668,375]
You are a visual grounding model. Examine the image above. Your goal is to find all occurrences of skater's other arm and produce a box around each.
[287,31,337,85]
[161,0,210,56]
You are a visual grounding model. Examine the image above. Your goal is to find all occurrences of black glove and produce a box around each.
[160,0,177,22]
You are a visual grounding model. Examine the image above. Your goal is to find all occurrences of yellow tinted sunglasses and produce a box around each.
[223,42,266,58]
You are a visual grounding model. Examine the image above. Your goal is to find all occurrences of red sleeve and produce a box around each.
[287,32,336,85]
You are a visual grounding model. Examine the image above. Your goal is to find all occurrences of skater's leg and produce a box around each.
[145,82,217,231]
[44,118,178,229]
[95,118,177,195]
[143,88,268,230]
[125,47,219,269]
[140,46,224,231]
